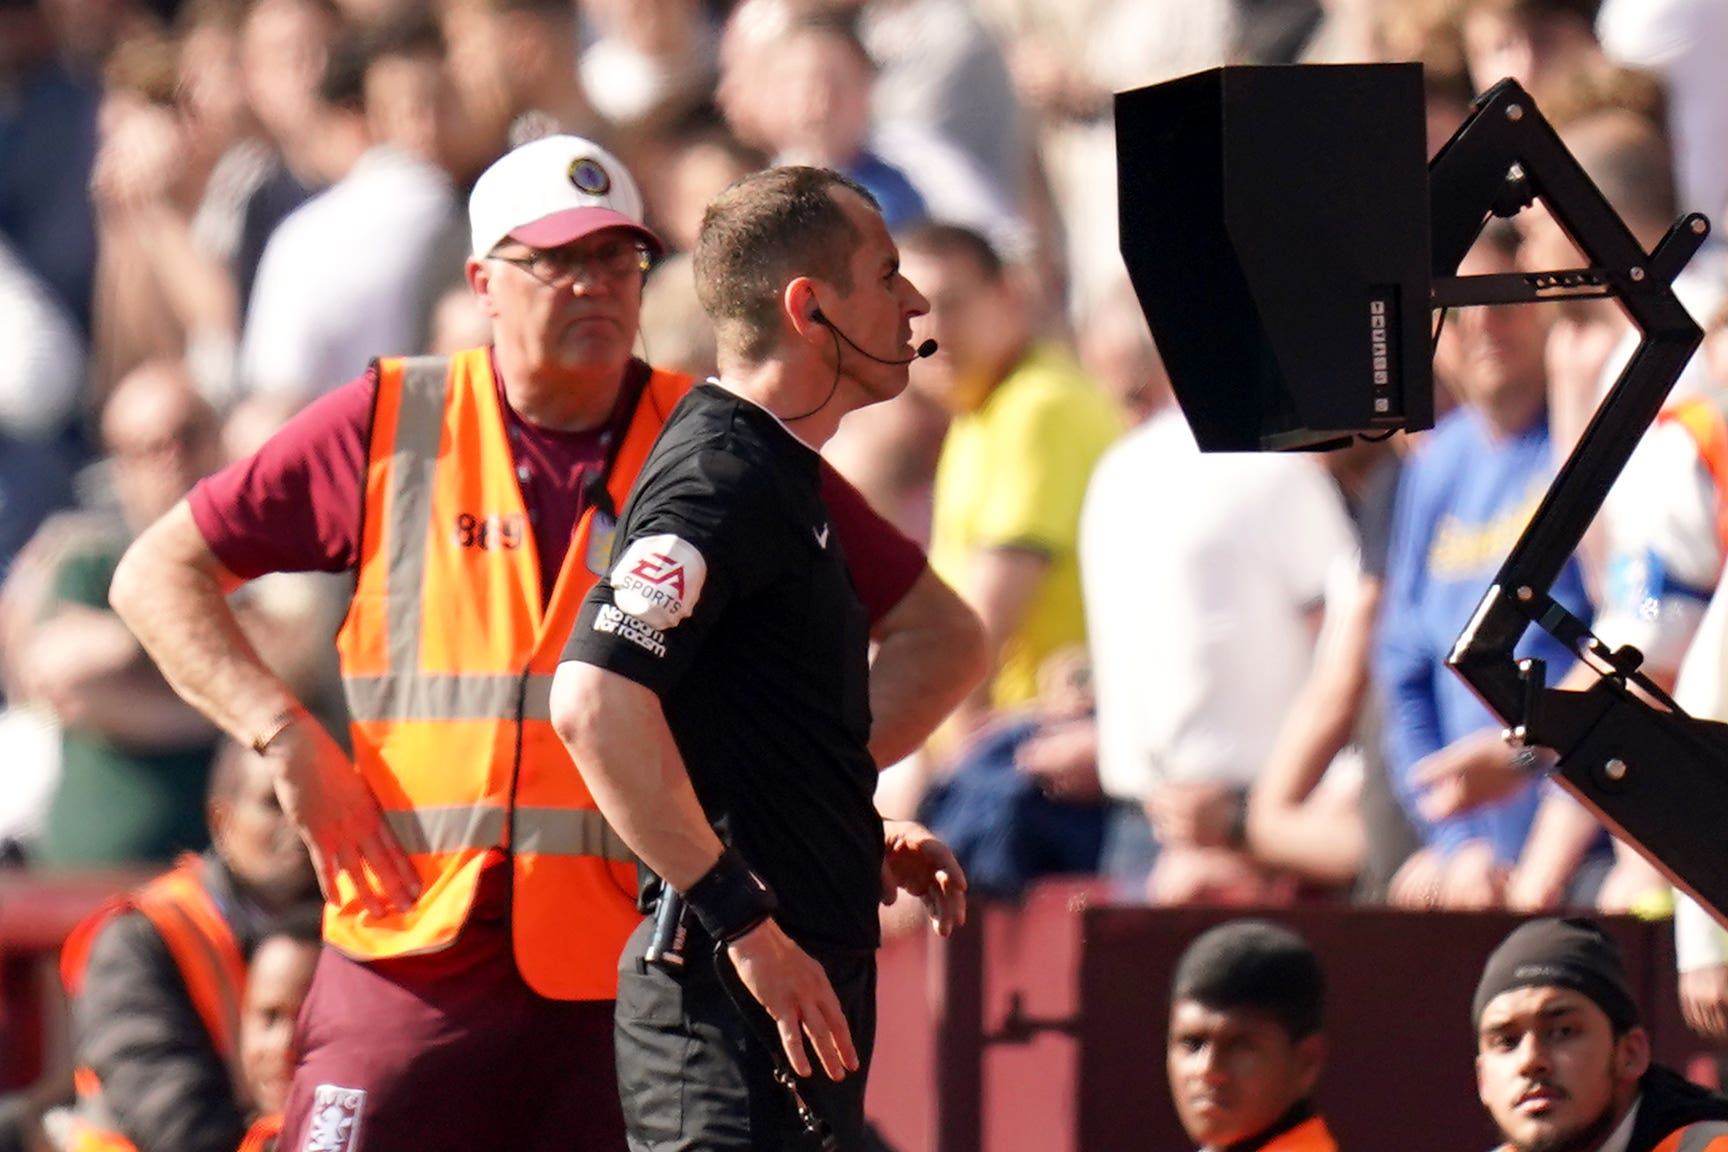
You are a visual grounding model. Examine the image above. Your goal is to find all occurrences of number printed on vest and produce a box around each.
[453,512,526,550]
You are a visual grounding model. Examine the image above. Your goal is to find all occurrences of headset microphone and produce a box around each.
[812,309,937,364]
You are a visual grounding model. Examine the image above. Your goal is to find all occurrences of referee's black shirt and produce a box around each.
[562,382,884,953]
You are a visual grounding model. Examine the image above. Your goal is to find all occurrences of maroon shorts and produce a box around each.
[276,867,626,1152]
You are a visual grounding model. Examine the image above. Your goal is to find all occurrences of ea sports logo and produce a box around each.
[611,534,706,630]
[629,550,686,598]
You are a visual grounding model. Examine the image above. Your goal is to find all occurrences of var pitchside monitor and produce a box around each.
[1115,63,1435,451]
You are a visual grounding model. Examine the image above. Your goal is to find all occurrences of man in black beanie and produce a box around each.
[1473,917,1728,1152]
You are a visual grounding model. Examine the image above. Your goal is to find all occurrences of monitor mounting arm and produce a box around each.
[1432,78,1728,918]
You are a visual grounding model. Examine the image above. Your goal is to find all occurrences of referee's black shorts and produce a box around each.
[614,915,878,1151]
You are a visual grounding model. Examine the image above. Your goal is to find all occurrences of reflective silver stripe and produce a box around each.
[384,805,635,863]
[385,806,506,855]
[1676,1121,1728,1152]
[515,807,637,863]
[383,357,452,672]
[344,672,553,722]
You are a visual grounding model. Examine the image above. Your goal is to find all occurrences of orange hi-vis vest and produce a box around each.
[1496,1118,1728,1152]
[1650,1120,1728,1152]
[1260,1116,1339,1152]
[59,855,247,1152]
[1661,393,1728,558]
[236,1114,282,1152]
[329,349,694,999]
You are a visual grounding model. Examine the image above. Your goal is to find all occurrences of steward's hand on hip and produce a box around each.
[264,711,421,917]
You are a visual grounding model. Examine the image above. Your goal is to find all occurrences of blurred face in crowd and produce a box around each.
[899,243,1026,414]
[663,138,758,256]
[363,46,449,167]
[177,21,249,155]
[210,746,320,912]
[1461,8,1599,102]
[1444,238,1552,435]
[240,933,320,1114]
[1476,986,1648,1152]
[240,0,335,149]
[716,0,787,151]
[764,27,873,164]
[1167,999,1322,1150]
[470,225,649,391]
[102,361,223,532]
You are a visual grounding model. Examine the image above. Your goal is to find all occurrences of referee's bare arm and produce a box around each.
[866,568,988,768]
[550,660,861,1082]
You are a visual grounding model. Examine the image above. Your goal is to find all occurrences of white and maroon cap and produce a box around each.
[468,134,663,259]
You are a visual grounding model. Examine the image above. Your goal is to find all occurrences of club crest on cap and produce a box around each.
[569,157,611,196]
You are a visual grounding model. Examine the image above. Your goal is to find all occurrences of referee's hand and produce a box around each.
[725,920,858,1081]
[881,819,968,937]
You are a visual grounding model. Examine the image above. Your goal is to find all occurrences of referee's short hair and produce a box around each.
[1171,920,1326,1041]
[695,165,880,364]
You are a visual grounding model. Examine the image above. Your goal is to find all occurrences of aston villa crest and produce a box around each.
[569,157,611,196]
[304,1084,365,1152]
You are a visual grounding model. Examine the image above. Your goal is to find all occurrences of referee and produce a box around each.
[552,165,968,1150]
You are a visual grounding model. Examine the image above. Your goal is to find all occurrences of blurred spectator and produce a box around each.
[917,645,1105,899]
[1073,270,1167,427]
[0,510,83,857]
[1668,541,1728,1044]
[753,10,926,232]
[238,0,341,189]
[1079,322,1352,906]
[723,1,1023,256]
[1416,106,1720,915]
[238,13,455,406]
[438,0,601,184]
[88,27,199,396]
[636,252,717,379]
[424,280,492,356]
[0,0,101,337]
[91,0,320,407]
[1245,437,1406,900]
[1597,0,1728,236]
[20,360,225,869]
[0,234,84,443]
[905,223,1120,741]
[978,0,1231,322]
[234,905,322,1152]
[1377,221,1603,912]
[1456,0,1605,105]
[1544,110,1719,912]
[58,739,320,1152]
[856,0,1029,208]
[649,117,763,256]
[577,0,717,131]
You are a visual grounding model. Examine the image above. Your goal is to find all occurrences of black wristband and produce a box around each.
[682,847,778,943]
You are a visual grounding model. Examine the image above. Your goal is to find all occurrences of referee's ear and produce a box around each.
[785,277,828,348]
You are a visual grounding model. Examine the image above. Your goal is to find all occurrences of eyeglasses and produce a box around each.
[489,239,652,287]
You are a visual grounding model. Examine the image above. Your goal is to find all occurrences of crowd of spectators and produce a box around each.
[8,0,1728,1037]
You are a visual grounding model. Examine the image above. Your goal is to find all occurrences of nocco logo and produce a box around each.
[610,534,707,631]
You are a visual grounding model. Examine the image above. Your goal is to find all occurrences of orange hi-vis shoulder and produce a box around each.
[236,1113,283,1152]
[1651,1119,1728,1152]
[60,855,247,1152]
[1262,1116,1339,1152]
[330,350,694,999]
[1661,392,1728,558]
